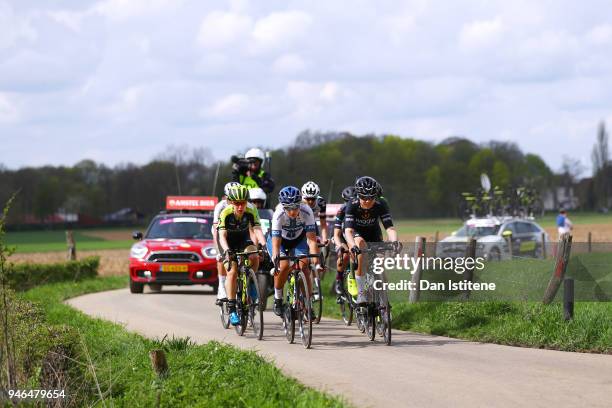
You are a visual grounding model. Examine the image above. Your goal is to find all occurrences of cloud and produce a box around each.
[93,0,180,20]
[0,2,37,50]
[203,93,250,118]
[272,53,306,74]
[0,93,20,123]
[459,18,504,49]
[197,11,252,49]
[250,11,312,53]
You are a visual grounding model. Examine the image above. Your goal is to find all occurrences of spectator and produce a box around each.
[556,209,573,239]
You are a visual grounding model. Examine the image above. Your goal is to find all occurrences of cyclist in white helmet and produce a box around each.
[300,181,329,244]
[248,187,267,209]
[212,181,257,305]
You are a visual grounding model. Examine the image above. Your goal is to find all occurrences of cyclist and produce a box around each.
[300,181,329,243]
[344,176,400,304]
[268,186,320,316]
[248,187,267,209]
[332,185,355,294]
[218,185,267,325]
[212,181,241,305]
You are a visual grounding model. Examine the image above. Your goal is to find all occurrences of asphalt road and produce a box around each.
[68,287,612,408]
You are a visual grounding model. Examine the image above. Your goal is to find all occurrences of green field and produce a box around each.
[6,229,135,253]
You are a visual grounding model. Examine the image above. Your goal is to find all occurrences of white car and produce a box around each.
[437,216,550,261]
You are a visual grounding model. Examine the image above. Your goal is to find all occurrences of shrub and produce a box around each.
[6,256,100,291]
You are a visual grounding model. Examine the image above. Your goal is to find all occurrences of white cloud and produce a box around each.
[0,2,37,50]
[0,93,20,123]
[459,18,504,49]
[203,93,250,118]
[251,11,312,53]
[586,24,612,45]
[197,11,252,49]
[93,0,180,20]
[272,53,306,74]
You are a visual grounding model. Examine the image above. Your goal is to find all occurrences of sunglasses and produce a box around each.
[358,195,376,201]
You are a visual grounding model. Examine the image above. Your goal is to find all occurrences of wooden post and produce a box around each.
[461,238,477,300]
[588,232,592,253]
[541,232,547,259]
[563,278,574,320]
[543,235,573,304]
[149,349,168,377]
[409,236,426,304]
[432,231,439,257]
[65,230,76,261]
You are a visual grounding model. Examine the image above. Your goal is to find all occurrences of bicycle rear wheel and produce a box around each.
[340,298,353,326]
[365,305,375,341]
[247,269,264,340]
[312,275,322,324]
[283,303,295,344]
[297,271,312,349]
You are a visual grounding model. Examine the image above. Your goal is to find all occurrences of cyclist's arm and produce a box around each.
[271,235,281,260]
[218,229,230,253]
[251,225,266,247]
[385,227,398,242]
[333,226,344,249]
[306,230,319,265]
[319,215,328,242]
[379,199,396,241]
[345,228,356,249]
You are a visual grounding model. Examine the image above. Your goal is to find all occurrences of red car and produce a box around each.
[129,196,219,293]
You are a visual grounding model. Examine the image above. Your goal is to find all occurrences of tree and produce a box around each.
[591,121,609,208]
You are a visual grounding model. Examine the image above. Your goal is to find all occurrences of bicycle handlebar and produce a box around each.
[277,253,320,261]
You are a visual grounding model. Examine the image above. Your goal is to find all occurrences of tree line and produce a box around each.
[1,129,610,225]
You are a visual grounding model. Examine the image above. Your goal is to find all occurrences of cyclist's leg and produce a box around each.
[294,235,312,296]
[267,235,291,313]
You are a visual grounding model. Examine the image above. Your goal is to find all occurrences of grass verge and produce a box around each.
[21,277,347,407]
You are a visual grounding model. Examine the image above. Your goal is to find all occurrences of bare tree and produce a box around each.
[591,122,609,207]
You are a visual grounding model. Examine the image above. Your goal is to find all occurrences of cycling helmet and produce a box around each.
[301,181,320,199]
[341,186,355,202]
[245,148,265,162]
[227,184,249,202]
[248,187,267,202]
[278,186,302,208]
[355,176,380,199]
[224,181,241,197]
[377,184,383,197]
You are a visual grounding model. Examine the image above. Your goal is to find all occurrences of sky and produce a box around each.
[1,0,611,174]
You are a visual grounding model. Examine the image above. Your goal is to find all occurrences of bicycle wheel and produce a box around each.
[312,276,322,324]
[247,269,264,340]
[375,274,392,345]
[297,271,312,349]
[340,298,353,326]
[365,305,375,341]
[234,273,247,336]
[356,308,366,333]
[219,301,230,329]
[283,301,295,344]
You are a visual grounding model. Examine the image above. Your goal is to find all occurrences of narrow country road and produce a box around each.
[68,287,612,408]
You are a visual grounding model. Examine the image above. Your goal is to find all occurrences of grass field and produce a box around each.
[21,277,347,407]
[6,228,135,253]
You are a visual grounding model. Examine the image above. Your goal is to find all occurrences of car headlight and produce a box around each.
[202,247,218,259]
[130,244,148,259]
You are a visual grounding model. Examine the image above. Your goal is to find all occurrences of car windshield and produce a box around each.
[146,216,213,239]
[455,225,500,237]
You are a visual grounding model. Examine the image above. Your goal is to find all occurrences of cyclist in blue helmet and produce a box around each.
[267,186,321,316]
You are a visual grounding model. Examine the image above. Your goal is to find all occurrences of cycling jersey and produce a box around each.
[217,205,260,250]
[271,203,316,240]
[334,203,348,244]
[344,198,393,242]
[213,199,256,225]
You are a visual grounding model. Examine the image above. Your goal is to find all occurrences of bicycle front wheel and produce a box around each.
[219,301,230,329]
[234,273,247,336]
[247,269,264,340]
[312,276,322,324]
[297,271,313,349]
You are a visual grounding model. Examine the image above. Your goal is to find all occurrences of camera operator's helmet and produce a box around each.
[227,185,249,202]
[245,148,265,163]
[224,181,241,197]
[341,186,355,202]
[301,181,320,199]
[249,187,267,202]
[355,176,380,199]
[278,186,301,208]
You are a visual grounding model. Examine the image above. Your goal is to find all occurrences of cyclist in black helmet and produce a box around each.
[344,176,400,304]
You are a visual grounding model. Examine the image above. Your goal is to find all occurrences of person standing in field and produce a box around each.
[556,209,573,239]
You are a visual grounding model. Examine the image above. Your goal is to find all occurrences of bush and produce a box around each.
[6,256,100,291]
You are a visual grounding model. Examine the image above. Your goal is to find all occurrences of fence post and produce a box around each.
[563,278,574,320]
[66,230,76,261]
[543,235,573,304]
[588,232,592,253]
[541,232,547,259]
[461,237,477,300]
[409,236,426,304]
[432,231,439,257]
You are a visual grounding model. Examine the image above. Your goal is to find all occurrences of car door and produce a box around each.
[515,222,537,255]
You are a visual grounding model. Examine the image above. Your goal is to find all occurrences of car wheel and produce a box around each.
[129,278,144,294]
[149,283,162,292]
[489,247,501,261]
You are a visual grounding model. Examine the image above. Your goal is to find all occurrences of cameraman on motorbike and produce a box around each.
[231,148,275,196]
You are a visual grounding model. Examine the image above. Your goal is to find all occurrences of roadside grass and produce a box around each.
[320,251,612,353]
[22,277,348,407]
[6,229,133,253]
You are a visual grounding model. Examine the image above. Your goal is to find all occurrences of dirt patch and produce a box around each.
[9,249,129,277]
[79,229,134,241]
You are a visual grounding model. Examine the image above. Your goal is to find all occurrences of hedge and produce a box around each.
[6,256,100,291]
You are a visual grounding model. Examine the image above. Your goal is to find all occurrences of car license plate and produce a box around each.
[162,264,188,272]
